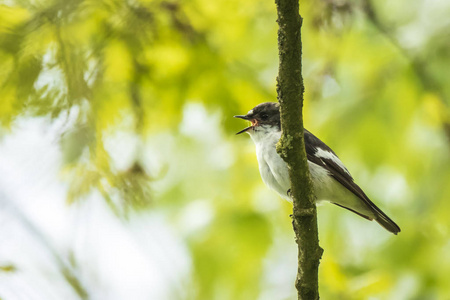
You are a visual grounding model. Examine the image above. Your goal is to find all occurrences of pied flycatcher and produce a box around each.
[235,102,400,234]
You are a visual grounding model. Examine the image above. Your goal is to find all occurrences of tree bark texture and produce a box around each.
[274,0,323,299]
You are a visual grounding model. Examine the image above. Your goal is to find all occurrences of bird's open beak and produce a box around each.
[234,115,257,135]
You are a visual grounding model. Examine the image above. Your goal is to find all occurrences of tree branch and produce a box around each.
[274,0,323,299]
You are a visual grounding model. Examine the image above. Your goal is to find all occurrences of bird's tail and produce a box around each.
[332,201,401,235]
[373,209,401,235]
[355,190,401,235]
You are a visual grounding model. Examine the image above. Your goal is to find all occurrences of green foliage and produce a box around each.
[1,0,450,299]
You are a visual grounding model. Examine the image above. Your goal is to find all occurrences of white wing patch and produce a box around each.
[314,148,352,177]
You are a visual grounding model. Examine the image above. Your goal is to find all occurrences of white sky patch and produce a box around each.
[72,198,191,300]
[369,167,410,206]
[103,129,140,172]
[143,132,176,193]
[0,116,191,300]
[34,44,66,98]
[252,185,281,213]
[179,102,235,170]
[177,199,215,235]
[179,102,218,141]
[321,74,341,98]
[388,273,420,300]
[259,233,297,300]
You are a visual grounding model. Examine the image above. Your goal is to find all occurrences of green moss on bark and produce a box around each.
[274,0,323,299]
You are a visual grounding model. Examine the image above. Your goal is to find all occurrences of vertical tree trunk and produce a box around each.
[274,0,323,299]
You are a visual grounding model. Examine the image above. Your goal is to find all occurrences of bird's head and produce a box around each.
[234,102,281,135]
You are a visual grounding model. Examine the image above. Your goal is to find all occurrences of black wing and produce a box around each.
[304,129,400,234]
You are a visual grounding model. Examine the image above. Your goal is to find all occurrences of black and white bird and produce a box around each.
[235,102,400,234]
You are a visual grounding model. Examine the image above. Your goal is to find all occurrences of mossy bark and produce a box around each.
[274,0,323,299]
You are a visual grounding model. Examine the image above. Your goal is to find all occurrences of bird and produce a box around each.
[234,102,400,234]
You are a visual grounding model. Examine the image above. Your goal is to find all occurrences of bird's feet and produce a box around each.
[287,189,292,198]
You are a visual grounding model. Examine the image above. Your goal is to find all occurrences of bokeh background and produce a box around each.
[0,0,449,299]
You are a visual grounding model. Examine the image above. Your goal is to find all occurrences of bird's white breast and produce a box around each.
[250,126,291,199]
[249,125,335,202]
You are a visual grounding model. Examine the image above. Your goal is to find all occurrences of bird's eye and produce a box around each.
[261,114,269,120]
